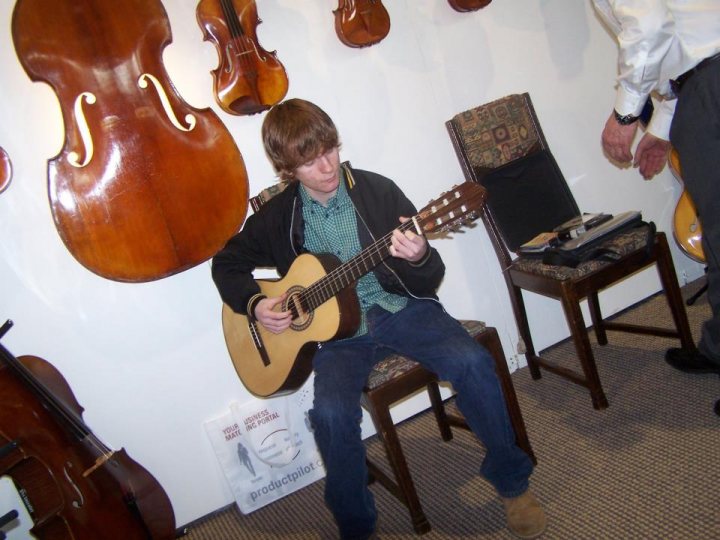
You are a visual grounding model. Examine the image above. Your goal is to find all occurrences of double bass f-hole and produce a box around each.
[138,74,197,132]
[68,74,197,170]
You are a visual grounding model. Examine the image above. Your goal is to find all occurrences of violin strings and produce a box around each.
[220,0,259,76]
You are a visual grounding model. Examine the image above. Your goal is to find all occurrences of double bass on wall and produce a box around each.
[12,0,250,283]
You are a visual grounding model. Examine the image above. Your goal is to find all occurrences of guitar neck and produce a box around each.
[300,219,417,312]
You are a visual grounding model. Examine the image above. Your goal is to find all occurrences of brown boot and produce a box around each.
[502,490,546,539]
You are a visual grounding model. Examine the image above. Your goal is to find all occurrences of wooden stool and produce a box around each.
[361,322,535,534]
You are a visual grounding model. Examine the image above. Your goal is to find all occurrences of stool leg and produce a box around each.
[427,381,453,441]
[479,329,537,464]
[366,397,431,535]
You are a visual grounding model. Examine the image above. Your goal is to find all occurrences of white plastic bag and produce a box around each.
[204,376,325,513]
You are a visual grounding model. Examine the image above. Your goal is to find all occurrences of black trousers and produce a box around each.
[670,59,720,364]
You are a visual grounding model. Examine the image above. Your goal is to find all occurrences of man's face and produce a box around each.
[294,147,341,204]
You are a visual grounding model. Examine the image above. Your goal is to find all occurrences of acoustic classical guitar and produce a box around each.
[222,182,487,397]
[668,148,704,263]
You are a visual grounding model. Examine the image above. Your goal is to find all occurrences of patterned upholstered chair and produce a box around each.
[248,179,535,535]
[446,92,694,410]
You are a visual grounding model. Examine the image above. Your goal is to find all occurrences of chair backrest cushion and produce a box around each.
[483,152,579,252]
[449,93,542,173]
[447,93,580,253]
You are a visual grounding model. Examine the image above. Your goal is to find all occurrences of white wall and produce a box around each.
[0,0,704,530]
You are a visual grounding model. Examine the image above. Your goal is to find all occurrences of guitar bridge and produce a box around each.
[248,319,271,367]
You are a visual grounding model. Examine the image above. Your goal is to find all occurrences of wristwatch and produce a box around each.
[613,110,639,125]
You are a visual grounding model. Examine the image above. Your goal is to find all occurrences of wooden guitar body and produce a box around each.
[222,253,360,397]
[221,182,487,397]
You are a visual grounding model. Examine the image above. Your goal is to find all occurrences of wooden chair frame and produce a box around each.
[446,93,695,409]
[362,325,535,535]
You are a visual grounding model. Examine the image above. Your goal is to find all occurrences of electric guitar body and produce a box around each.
[669,148,705,263]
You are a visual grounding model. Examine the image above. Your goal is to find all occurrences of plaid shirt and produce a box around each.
[300,177,407,337]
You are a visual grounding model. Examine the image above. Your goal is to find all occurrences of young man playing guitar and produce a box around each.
[211,98,545,539]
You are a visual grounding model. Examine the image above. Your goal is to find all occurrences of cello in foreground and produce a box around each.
[0,320,176,539]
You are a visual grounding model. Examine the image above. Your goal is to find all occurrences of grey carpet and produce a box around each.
[182,278,719,539]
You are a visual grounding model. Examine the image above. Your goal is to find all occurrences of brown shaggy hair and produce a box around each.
[261,99,341,182]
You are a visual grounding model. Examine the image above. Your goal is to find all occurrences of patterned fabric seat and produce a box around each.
[511,225,652,280]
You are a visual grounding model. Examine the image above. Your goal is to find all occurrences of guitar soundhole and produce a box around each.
[285,286,313,332]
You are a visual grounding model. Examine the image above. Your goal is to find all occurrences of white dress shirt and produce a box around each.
[592,0,720,139]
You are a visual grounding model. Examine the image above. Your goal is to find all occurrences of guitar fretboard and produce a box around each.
[297,219,417,315]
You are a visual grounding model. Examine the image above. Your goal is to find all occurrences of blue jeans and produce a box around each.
[308,298,534,539]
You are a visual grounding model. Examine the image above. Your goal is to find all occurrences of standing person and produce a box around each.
[592,1,720,385]
[212,98,545,539]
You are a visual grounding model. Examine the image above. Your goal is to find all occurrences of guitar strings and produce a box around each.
[292,183,480,316]
[298,219,416,313]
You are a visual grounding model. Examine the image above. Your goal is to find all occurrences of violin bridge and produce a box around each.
[82,451,115,477]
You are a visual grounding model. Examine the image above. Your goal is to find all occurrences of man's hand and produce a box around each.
[634,132,671,180]
[390,217,428,263]
[601,111,638,165]
[254,294,292,334]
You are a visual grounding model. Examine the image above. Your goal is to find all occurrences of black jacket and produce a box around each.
[211,164,446,315]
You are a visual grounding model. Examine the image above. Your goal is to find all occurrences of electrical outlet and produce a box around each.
[507,354,519,372]
[681,270,688,285]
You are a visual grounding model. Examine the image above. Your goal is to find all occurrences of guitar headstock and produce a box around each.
[417,182,487,234]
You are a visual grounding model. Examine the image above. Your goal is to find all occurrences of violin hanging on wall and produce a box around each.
[448,0,492,12]
[0,147,11,195]
[197,0,289,116]
[333,0,391,48]
[0,320,176,539]
[12,0,249,283]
